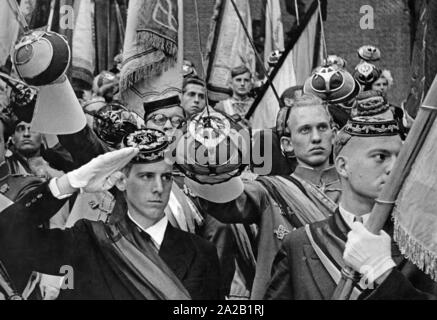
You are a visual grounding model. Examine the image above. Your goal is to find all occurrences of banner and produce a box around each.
[249,0,322,130]
[0,1,21,67]
[404,0,437,120]
[205,0,256,102]
[393,77,437,282]
[264,0,284,69]
[120,0,183,117]
[72,0,96,90]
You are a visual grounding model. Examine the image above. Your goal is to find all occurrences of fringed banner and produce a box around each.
[205,0,256,103]
[393,114,437,282]
[120,0,181,116]
[249,0,322,130]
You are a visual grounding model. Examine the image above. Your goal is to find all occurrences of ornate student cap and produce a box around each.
[122,129,171,163]
[343,117,400,137]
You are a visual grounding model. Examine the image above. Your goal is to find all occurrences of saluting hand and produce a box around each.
[67,148,139,193]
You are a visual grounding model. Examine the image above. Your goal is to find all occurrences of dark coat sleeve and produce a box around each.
[363,269,437,300]
[0,183,75,290]
[58,125,109,168]
[195,180,268,225]
[263,233,295,300]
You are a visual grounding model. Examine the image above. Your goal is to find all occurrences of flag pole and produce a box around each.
[228,0,283,109]
[7,0,30,33]
[332,75,437,299]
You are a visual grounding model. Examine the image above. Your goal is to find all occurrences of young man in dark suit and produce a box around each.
[0,131,222,300]
[264,116,437,300]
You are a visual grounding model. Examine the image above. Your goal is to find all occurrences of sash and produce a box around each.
[90,221,191,300]
[260,176,331,226]
[305,221,363,300]
[284,174,338,217]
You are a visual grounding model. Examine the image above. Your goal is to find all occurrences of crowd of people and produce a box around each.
[0,39,436,301]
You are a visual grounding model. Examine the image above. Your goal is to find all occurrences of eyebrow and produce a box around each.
[296,122,329,129]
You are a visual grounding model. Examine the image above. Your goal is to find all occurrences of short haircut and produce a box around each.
[231,65,251,78]
[182,76,206,93]
[286,94,331,128]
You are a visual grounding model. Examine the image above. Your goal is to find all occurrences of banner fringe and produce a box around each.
[393,208,437,282]
[119,55,177,99]
[137,31,178,57]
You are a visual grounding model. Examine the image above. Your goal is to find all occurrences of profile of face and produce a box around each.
[145,106,186,139]
[336,135,402,201]
[281,105,334,170]
[181,84,206,117]
[118,161,173,224]
[371,77,389,94]
[12,121,43,157]
[231,72,252,99]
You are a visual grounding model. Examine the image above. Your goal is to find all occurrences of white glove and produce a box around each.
[67,148,138,193]
[344,222,396,288]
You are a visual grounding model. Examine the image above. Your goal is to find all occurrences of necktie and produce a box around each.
[141,231,159,253]
[353,216,364,223]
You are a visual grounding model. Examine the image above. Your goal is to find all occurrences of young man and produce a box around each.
[180,76,207,118]
[0,133,222,300]
[192,94,341,299]
[264,115,437,299]
[215,66,254,127]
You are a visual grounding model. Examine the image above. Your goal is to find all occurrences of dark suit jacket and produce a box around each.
[0,183,222,300]
[264,211,437,300]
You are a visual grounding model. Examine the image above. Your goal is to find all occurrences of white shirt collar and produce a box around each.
[338,204,370,229]
[127,211,168,249]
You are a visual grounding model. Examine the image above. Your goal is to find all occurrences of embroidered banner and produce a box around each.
[120,0,183,117]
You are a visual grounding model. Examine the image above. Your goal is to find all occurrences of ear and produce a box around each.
[280,136,294,154]
[330,126,337,147]
[335,155,349,179]
[115,172,128,191]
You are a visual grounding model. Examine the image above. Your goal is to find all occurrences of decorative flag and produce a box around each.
[72,0,96,90]
[404,0,437,120]
[120,0,183,118]
[205,0,256,102]
[0,1,21,67]
[264,0,285,69]
[393,77,437,282]
[250,0,322,130]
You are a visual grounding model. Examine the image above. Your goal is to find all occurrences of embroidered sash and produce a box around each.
[90,221,191,300]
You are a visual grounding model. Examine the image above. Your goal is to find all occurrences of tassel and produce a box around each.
[119,55,177,97]
[137,31,178,57]
[393,208,437,282]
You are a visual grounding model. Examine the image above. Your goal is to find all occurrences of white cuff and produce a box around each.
[359,257,396,289]
[49,178,73,200]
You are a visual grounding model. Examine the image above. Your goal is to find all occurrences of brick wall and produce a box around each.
[324,0,411,106]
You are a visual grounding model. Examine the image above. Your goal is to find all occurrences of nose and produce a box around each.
[194,94,200,103]
[310,128,322,143]
[386,155,397,175]
[23,127,31,137]
[163,119,173,130]
[152,175,164,194]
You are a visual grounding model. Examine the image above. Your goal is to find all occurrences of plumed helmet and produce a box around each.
[93,102,144,148]
[13,31,70,86]
[175,107,249,184]
[357,45,381,62]
[304,65,360,104]
[353,61,381,86]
